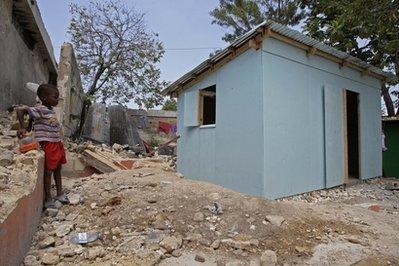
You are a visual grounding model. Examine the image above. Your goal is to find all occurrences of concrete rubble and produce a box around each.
[20,152,399,265]
[0,110,43,223]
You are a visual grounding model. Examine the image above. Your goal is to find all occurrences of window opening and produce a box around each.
[199,85,216,125]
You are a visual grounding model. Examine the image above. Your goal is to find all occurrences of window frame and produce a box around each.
[198,85,216,126]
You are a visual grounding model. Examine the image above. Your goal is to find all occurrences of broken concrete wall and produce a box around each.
[127,109,177,132]
[0,0,57,110]
[109,105,145,153]
[0,157,44,266]
[55,43,85,137]
[82,103,110,144]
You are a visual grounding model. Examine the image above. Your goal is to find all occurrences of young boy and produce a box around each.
[17,84,69,208]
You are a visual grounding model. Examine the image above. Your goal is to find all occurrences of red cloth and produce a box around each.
[40,141,67,171]
[159,121,172,134]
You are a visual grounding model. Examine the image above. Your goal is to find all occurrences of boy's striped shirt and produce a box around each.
[27,105,61,142]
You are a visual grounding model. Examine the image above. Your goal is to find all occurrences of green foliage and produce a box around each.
[211,0,305,43]
[149,135,161,148]
[300,0,399,115]
[68,0,167,109]
[162,98,177,111]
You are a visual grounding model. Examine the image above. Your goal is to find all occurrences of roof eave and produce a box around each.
[163,21,395,96]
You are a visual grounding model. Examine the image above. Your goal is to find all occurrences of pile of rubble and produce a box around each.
[279,178,399,204]
[64,138,177,173]
[0,111,43,223]
[23,157,395,266]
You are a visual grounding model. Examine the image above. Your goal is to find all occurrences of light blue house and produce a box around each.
[163,21,394,199]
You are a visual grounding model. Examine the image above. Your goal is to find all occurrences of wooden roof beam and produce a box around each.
[339,59,349,68]
[249,35,263,50]
[306,46,316,57]
[362,68,371,76]
[257,27,272,38]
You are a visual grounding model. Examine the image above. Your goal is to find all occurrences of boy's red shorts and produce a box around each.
[40,141,67,171]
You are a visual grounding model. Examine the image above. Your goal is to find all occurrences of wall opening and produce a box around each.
[199,85,216,125]
[346,90,359,179]
[12,4,37,50]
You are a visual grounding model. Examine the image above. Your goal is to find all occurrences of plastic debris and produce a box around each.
[70,232,99,244]
[211,202,222,215]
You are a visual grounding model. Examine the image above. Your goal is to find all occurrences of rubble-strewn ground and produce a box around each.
[24,157,399,266]
[0,111,42,223]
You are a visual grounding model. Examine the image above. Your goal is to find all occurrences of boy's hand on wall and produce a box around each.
[17,128,27,139]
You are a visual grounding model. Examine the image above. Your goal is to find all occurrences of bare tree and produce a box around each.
[69,0,166,135]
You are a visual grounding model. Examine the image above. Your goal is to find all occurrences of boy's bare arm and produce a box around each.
[16,107,28,136]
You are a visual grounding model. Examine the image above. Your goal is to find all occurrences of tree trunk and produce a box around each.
[382,84,395,117]
[73,97,91,139]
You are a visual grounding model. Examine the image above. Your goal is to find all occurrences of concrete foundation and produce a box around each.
[0,157,44,266]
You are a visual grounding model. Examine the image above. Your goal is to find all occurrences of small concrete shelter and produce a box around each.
[163,21,394,199]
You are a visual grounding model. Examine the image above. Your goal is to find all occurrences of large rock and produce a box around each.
[265,215,285,226]
[260,250,277,266]
[45,208,58,217]
[193,212,205,222]
[55,224,72,237]
[211,239,221,249]
[0,139,15,150]
[24,255,40,266]
[38,236,55,249]
[0,150,13,166]
[85,246,105,260]
[41,253,60,265]
[57,244,82,257]
[68,193,81,205]
[159,235,182,253]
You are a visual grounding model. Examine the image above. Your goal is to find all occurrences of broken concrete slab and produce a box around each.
[265,215,285,226]
[109,105,145,153]
[82,103,110,144]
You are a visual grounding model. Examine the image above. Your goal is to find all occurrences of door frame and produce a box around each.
[342,89,361,183]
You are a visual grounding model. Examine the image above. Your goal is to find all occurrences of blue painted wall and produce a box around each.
[262,38,381,198]
[177,37,382,199]
[177,49,264,196]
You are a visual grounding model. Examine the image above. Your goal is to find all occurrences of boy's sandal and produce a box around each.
[44,200,56,209]
[55,194,70,204]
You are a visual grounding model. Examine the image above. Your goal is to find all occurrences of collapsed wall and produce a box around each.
[109,105,145,153]
[82,103,111,144]
[56,43,85,138]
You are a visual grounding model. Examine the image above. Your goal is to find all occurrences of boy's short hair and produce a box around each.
[37,84,58,101]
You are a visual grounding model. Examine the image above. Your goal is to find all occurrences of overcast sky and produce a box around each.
[36,0,228,84]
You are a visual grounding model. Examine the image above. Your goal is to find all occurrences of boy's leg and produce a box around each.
[53,165,63,197]
[43,170,53,202]
[53,166,69,204]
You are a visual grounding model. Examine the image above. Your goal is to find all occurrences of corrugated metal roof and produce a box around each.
[163,20,396,95]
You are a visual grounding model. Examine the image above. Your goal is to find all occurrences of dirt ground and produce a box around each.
[24,158,399,266]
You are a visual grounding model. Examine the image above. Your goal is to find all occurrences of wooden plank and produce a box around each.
[92,150,129,170]
[324,85,344,188]
[83,150,120,173]
[343,90,349,183]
